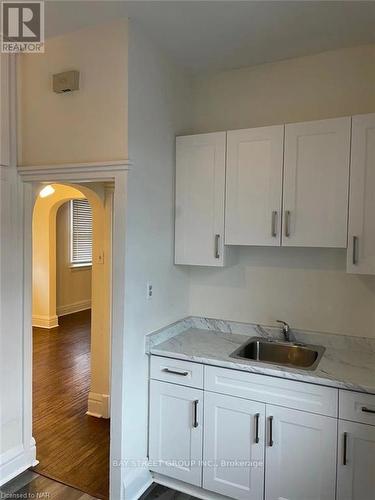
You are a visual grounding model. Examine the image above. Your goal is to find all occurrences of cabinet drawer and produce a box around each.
[205,366,338,417]
[150,356,203,389]
[339,390,375,426]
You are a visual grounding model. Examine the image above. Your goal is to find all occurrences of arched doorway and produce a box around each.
[31,182,113,498]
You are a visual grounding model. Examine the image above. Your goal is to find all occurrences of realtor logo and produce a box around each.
[1,1,44,53]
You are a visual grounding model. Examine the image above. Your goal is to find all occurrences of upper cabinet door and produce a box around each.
[225,126,284,246]
[283,117,351,247]
[347,114,375,274]
[175,132,226,266]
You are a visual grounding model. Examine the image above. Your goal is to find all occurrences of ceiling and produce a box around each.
[45,1,375,74]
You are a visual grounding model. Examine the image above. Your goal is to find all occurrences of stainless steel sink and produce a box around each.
[230,337,325,371]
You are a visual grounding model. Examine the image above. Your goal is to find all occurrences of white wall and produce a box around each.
[122,20,192,499]
[1,55,36,484]
[20,20,128,165]
[56,202,91,316]
[189,44,375,338]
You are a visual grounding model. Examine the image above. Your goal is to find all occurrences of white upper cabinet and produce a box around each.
[225,126,284,246]
[175,117,353,262]
[347,113,375,274]
[175,132,226,266]
[283,117,351,247]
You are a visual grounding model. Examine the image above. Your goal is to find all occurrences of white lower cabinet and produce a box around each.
[148,380,203,486]
[337,420,375,500]
[149,359,375,500]
[264,405,337,500]
[203,392,265,500]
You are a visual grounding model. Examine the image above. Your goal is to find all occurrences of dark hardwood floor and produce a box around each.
[0,472,198,500]
[32,310,109,500]
[0,470,98,499]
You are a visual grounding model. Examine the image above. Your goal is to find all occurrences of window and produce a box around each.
[70,199,93,266]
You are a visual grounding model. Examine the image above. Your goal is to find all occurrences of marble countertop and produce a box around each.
[150,327,375,394]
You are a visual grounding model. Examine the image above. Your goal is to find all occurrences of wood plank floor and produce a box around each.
[32,310,109,500]
[0,470,99,499]
[0,472,198,500]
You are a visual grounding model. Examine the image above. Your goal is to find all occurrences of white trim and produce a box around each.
[57,299,91,317]
[32,314,59,329]
[18,160,132,181]
[87,392,110,419]
[69,263,92,269]
[124,468,153,500]
[128,477,153,500]
[21,169,128,500]
[0,441,38,487]
[152,473,231,500]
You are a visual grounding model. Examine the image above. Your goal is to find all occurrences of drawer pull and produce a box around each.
[352,236,359,265]
[162,368,189,376]
[271,211,278,238]
[269,416,274,447]
[255,413,260,444]
[362,406,375,415]
[343,432,348,465]
[193,400,199,428]
[214,234,220,259]
[285,210,291,238]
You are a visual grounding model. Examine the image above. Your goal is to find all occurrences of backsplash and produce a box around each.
[146,315,375,353]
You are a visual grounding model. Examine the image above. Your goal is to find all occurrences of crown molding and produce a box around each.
[17,159,132,182]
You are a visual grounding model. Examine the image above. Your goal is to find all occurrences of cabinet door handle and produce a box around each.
[193,400,199,428]
[343,432,348,465]
[271,211,278,238]
[284,211,291,238]
[254,413,260,444]
[362,406,375,415]
[162,368,189,376]
[269,416,274,447]
[352,236,359,265]
[214,234,220,259]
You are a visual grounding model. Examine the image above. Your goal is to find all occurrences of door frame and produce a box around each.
[18,161,130,500]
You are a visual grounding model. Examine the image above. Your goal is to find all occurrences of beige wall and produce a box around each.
[56,202,91,316]
[189,44,375,338]
[32,184,86,328]
[192,44,375,133]
[19,20,128,165]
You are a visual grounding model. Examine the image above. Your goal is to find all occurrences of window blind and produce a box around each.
[70,199,93,265]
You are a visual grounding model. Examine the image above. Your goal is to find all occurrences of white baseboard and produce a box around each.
[87,392,110,419]
[57,299,91,317]
[152,473,230,500]
[124,468,153,500]
[32,314,59,329]
[0,440,38,486]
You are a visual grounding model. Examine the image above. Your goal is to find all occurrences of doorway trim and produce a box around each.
[18,160,130,500]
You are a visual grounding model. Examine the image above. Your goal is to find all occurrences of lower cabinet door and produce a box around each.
[203,392,265,500]
[337,420,375,500]
[149,380,203,486]
[265,405,337,500]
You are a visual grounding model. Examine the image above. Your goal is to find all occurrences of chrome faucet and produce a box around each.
[277,320,291,342]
